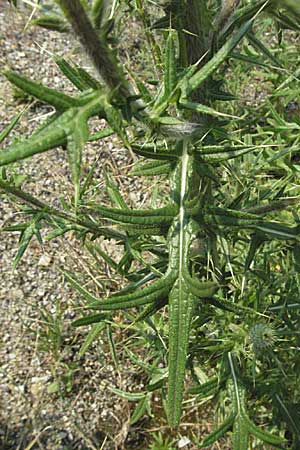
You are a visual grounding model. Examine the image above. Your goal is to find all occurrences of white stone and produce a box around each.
[178,437,191,448]
[38,254,52,267]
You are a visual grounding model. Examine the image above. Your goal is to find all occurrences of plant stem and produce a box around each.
[245,198,300,215]
[55,0,131,99]
[0,180,126,241]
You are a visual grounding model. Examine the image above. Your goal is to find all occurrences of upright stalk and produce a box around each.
[55,0,131,98]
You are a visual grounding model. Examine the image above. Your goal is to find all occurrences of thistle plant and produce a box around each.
[1,0,300,447]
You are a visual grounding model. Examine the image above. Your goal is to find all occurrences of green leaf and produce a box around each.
[164,30,177,99]
[135,296,168,321]
[197,147,256,163]
[0,114,68,166]
[132,144,179,161]
[184,276,219,298]
[3,71,78,110]
[200,413,235,448]
[180,100,239,119]
[12,214,43,270]
[255,222,300,241]
[0,109,24,144]
[104,170,128,209]
[182,19,253,96]
[244,234,265,272]
[228,353,286,448]
[130,160,172,177]
[102,97,129,148]
[31,14,69,32]
[92,0,105,29]
[109,386,147,401]
[67,117,88,207]
[167,224,196,427]
[78,322,106,357]
[106,323,119,370]
[88,127,114,142]
[55,57,89,91]
[89,204,178,226]
[76,67,103,90]
[167,142,197,427]
[72,314,107,327]
[88,273,175,311]
[189,375,225,397]
[232,413,249,450]
[130,395,150,425]
[247,31,282,67]
[242,412,286,446]
[0,90,103,168]
[205,297,257,316]
[293,243,300,272]
[65,270,174,311]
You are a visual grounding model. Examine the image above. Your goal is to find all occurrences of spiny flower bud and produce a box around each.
[249,324,275,355]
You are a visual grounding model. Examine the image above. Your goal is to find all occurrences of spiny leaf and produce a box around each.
[64,269,174,312]
[12,214,43,270]
[232,413,249,450]
[228,357,250,450]
[183,273,219,298]
[55,57,89,91]
[88,204,178,226]
[134,296,168,321]
[0,92,103,181]
[247,30,282,67]
[200,413,236,448]
[182,19,253,96]
[72,313,107,327]
[31,14,69,32]
[3,71,78,110]
[109,386,147,401]
[164,30,177,99]
[244,234,265,272]
[130,160,172,176]
[67,117,89,208]
[204,297,258,316]
[76,67,102,90]
[168,274,195,426]
[130,395,150,425]
[207,207,262,222]
[102,97,129,147]
[293,243,300,272]
[167,144,197,427]
[104,170,127,209]
[132,144,179,161]
[92,0,107,30]
[242,411,286,446]
[88,274,175,311]
[228,353,286,448]
[196,144,260,155]
[255,221,300,241]
[180,100,239,119]
[0,109,24,144]
[0,119,67,167]
[88,127,114,142]
[78,322,106,357]
[189,375,226,397]
[196,147,256,163]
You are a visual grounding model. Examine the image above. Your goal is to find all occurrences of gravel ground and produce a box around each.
[0,3,217,450]
[0,4,145,449]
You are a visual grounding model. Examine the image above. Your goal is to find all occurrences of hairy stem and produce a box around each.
[0,180,125,241]
[55,0,130,98]
[245,198,300,215]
